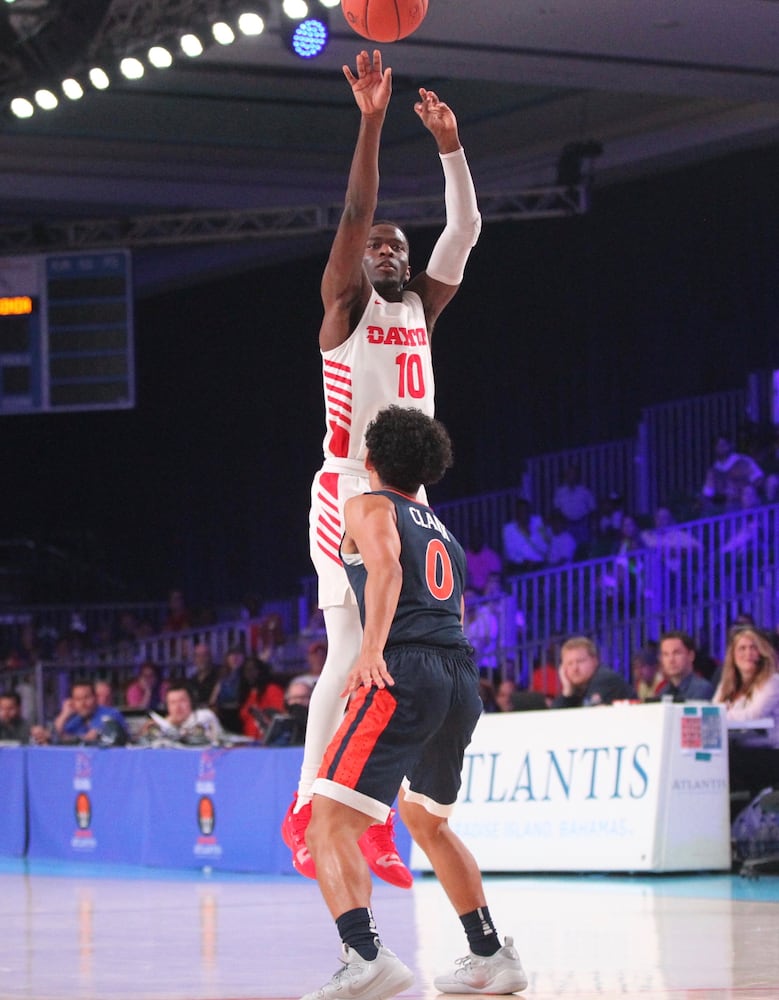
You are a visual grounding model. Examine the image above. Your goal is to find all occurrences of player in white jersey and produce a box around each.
[283,48,481,888]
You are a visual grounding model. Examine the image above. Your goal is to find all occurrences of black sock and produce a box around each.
[336,907,380,961]
[460,906,501,957]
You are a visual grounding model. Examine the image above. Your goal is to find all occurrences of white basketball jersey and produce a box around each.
[320,289,435,464]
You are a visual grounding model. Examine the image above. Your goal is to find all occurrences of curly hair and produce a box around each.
[364,406,453,494]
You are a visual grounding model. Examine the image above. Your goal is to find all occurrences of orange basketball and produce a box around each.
[341,0,429,43]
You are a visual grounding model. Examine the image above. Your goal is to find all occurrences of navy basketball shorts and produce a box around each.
[312,644,482,822]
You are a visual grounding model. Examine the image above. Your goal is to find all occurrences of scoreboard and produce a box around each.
[0,250,134,414]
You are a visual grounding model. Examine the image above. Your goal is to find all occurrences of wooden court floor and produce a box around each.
[1,859,778,1000]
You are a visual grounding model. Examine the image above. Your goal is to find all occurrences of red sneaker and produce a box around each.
[358,809,413,889]
[281,793,316,880]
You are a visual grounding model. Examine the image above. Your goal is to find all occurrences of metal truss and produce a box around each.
[0,185,588,254]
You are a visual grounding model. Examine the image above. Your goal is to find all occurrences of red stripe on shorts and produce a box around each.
[318,686,397,789]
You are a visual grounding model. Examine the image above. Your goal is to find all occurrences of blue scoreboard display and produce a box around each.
[0,250,134,414]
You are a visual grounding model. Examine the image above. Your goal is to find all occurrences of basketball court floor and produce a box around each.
[1,858,777,1000]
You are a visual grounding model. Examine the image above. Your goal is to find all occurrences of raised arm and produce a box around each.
[320,50,392,352]
[407,88,482,331]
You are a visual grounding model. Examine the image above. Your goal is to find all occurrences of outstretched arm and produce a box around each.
[408,88,481,331]
[320,50,391,352]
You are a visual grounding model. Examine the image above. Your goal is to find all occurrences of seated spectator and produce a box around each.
[139,683,223,744]
[478,677,498,713]
[94,679,115,707]
[209,645,250,734]
[0,691,31,743]
[263,678,312,746]
[591,492,625,557]
[701,432,764,513]
[463,588,500,674]
[657,631,714,702]
[631,644,663,701]
[502,497,548,574]
[293,639,328,690]
[552,463,596,550]
[239,659,287,741]
[32,680,129,746]
[714,626,779,740]
[530,646,561,705]
[163,589,193,632]
[545,509,578,566]
[464,525,503,594]
[185,642,220,707]
[641,506,701,579]
[720,483,762,558]
[494,678,518,712]
[714,625,779,804]
[125,661,167,713]
[551,636,635,708]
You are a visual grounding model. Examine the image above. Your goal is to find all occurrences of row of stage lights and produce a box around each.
[8,0,341,120]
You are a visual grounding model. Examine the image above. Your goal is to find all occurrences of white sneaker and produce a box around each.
[434,936,528,995]
[302,943,414,1000]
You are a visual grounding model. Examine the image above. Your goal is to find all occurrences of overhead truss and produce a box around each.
[0,185,588,254]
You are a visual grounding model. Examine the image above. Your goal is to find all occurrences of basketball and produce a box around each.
[341,0,429,43]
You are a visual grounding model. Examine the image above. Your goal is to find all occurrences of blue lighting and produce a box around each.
[290,17,328,58]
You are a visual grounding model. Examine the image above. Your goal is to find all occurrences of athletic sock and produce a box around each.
[460,906,501,957]
[336,907,380,961]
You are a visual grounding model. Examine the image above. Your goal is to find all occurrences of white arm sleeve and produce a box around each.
[426,147,482,286]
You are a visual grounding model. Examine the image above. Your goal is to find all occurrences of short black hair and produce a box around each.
[365,406,453,494]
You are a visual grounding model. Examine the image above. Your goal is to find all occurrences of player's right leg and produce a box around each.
[282,604,362,878]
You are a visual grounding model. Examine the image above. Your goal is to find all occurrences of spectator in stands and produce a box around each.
[658,631,714,702]
[591,492,625,557]
[502,497,548,575]
[641,505,701,579]
[720,482,762,558]
[0,691,31,743]
[494,678,517,712]
[463,588,500,674]
[701,432,764,513]
[125,661,167,713]
[714,626,779,740]
[163,589,192,632]
[715,625,779,805]
[185,641,220,707]
[545,508,578,565]
[551,636,635,708]
[32,680,129,746]
[478,677,499,713]
[239,658,287,741]
[464,524,502,594]
[293,639,328,690]
[530,646,561,705]
[139,683,223,744]
[210,645,252,734]
[94,678,115,707]
[552,463,597,550]
[630,644,663,701]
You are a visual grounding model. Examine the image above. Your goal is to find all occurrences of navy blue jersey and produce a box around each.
[342,489,469,650]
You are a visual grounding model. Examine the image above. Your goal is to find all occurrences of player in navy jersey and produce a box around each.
[301,406,527,1000]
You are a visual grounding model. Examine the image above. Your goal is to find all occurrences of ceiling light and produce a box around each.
[148,46,173,68]
[212,21,235,44]
[283,0,309,17]
[120,57,145,80]
[180,33,204,57]
[89,67,110,90]
[34,89,58,110]
[61,78,84,100]
[318,0,340,7]
[10,97,34,118]
[287,16,328,58]
[238,12,266,35]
